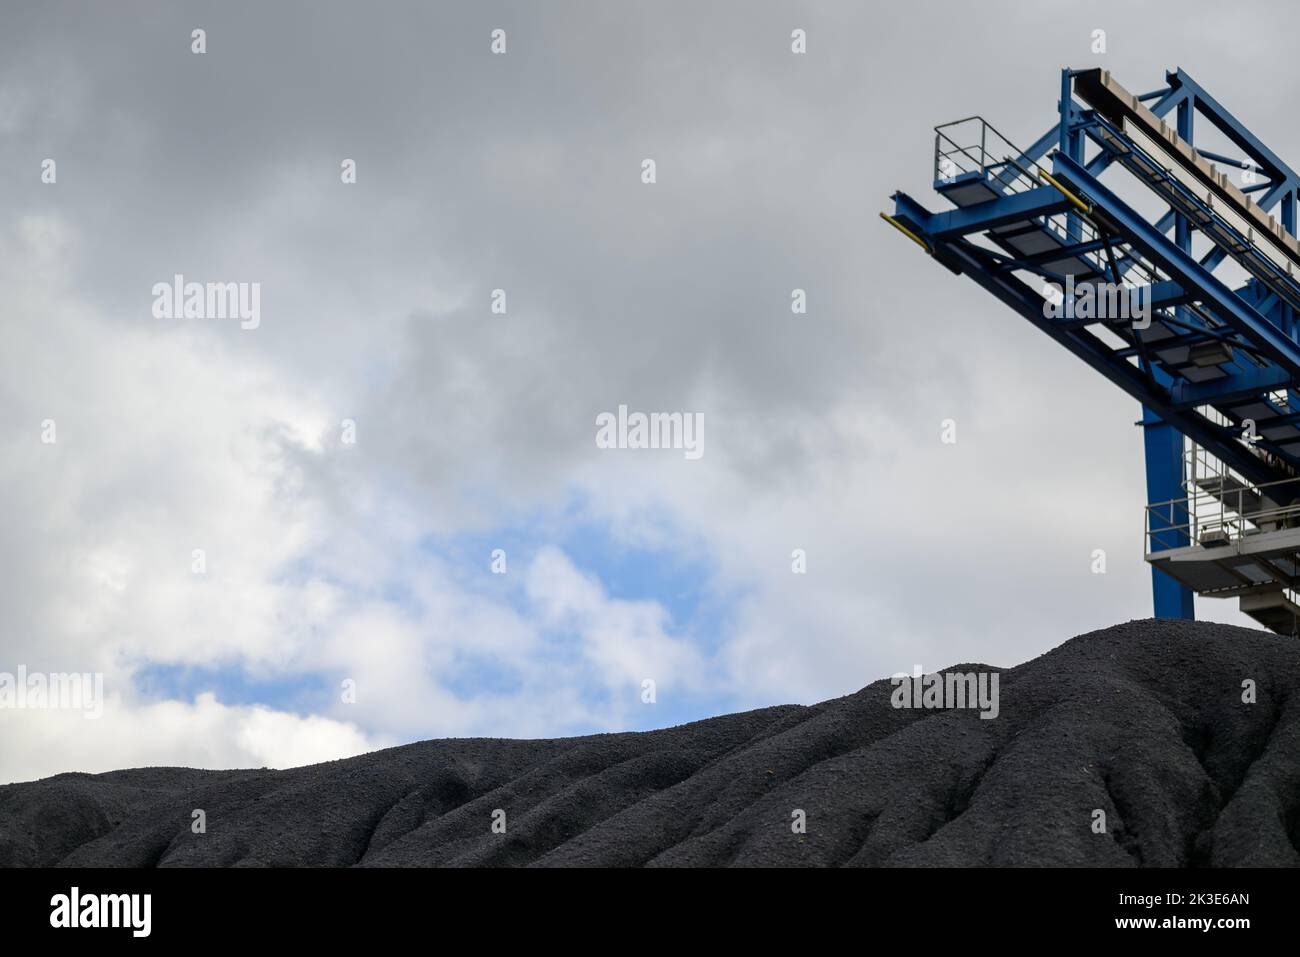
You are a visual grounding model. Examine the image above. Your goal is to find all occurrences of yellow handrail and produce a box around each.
[879,212,931,254]
[1036,169,1092,215]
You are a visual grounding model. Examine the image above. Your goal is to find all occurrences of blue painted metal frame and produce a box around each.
[889,67,1300,624]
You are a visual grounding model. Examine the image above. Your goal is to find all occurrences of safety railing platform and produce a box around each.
[1145,448,1300,602]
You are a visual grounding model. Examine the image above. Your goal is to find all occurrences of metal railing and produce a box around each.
[934,116,1044,195]
[1146,445,1300,554]
[933,117,1169,290]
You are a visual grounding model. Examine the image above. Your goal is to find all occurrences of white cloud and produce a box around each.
[526,546,706,698]
[1,693,382,784]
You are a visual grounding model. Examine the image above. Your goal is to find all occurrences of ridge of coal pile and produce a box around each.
[3,618,1299,867]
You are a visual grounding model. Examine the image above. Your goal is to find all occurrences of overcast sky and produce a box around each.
[2,0,1292,783]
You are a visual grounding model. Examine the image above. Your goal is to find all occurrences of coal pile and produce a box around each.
[3,619,1298,867]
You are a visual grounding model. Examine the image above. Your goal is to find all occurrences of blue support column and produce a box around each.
[1060,69,1085,243]
[1142,411,1195,619]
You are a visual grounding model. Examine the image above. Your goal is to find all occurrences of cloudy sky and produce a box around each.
[2,0,1292,783]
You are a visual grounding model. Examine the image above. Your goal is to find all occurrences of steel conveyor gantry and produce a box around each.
[885,68,1300,634]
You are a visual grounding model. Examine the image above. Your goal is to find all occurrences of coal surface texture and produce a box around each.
[3,619,1298,867]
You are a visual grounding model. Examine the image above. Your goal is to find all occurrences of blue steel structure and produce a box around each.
[885,68,1300,633]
